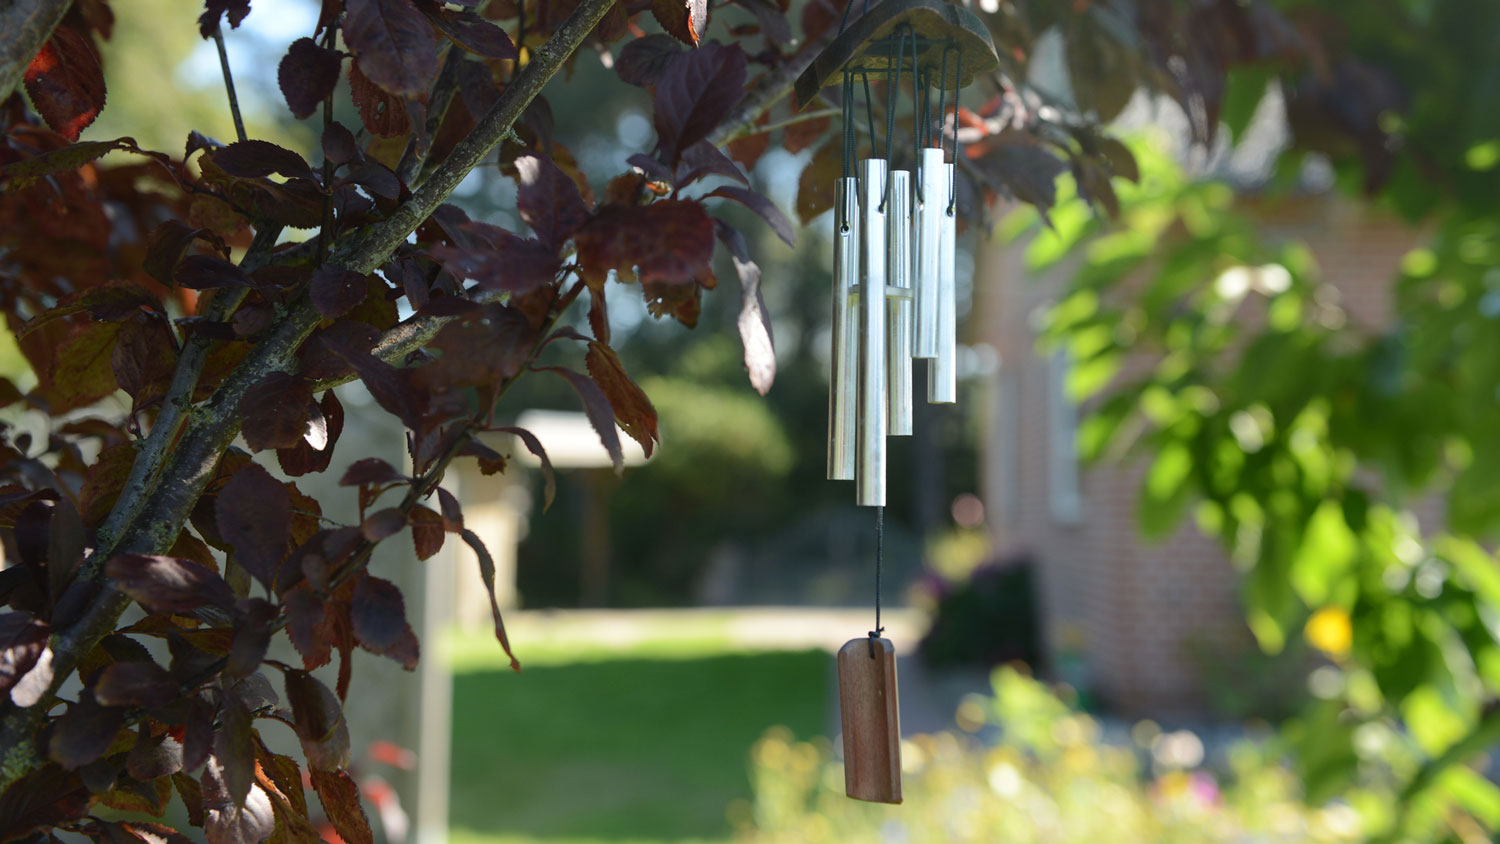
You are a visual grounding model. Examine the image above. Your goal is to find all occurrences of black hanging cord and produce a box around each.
[841,71,855,180]
[868,505,885,658]
[945,45,962,214]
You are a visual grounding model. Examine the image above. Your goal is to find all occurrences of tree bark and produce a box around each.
[0,0,71,105]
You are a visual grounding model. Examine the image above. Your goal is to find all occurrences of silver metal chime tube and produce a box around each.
[929,159,957,404]
[885,169,913,437]
[827,177,861,480]
[913,147,945,361]
[856,158,889,507]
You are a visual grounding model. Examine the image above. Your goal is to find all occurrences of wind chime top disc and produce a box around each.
[794,0,1001,110]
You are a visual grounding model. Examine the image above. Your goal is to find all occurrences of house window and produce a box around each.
[1048,349,1083,525]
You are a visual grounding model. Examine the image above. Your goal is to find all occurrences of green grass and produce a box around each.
[447,631,829,844]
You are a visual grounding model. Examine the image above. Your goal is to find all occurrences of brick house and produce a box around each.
[972,193,1424,717]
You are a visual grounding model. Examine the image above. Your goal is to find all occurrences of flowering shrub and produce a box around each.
[733,668,1368,844]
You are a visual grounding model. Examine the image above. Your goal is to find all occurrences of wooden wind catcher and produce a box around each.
[799,0,998,805]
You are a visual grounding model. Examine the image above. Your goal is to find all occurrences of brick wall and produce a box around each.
[974,196,1424,717]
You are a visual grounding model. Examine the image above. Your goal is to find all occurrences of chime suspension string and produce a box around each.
[859,69,878,161]
[915,67,929,205]
[842,71,855,182]
[945,45,962,214]
[879,26,908,212]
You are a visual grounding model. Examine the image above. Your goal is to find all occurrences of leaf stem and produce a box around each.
[212,25,248,144]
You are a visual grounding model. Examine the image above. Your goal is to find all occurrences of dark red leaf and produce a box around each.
[339,457,406,487]
[106,554,235,612]
[324,338,425,429]
[784,113,829,154]
[93,660,176,709]
[283,670,350,772]
[49,694,125,770]
[199,0,252,37]
[0,137,145,189]
[706,185,795,246]
[144,221,210,286]
[795,139,840,223]
[211,141,315,181]
[677,139,748,187]
[226,598,275,677]
[651,0,709,46]
[322,122,359,165]
[182,696,216,772]
[342,160,403,199]
[348,60,411,137]
[126,728,184,782]
[435,487,463,531]
[419,5,517,58]
[215,464,292,588]
[343,0,440,98]
[309,769,373,844]
[652,41,745,164]
[585,342,658,458]
[409,506,444,561]
[415,303,534,391]
[284,588,330,670]
[278,38,343,120]
[495,426,554,510]
[576,199,715,290]
[17,313,122,414]
[360,508,406,542]
[112,316,178,413]
[0,612,49,699]
[351,575,419,669]
[277,390,343,477]
[430,225,560,294]
[616,34,681,87]
[176,255,253,289]
[24,26,106,141]
[715,219,775,394]
[239,372,316,453]
[310,267,370,318]
[213,694,255,807]
[458,529,519,671]
[515,153,590,248]
[544,367,623,473]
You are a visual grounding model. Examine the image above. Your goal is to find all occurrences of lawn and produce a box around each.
[445,621,831,844]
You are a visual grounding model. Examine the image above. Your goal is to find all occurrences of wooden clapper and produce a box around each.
[799,0,997,807]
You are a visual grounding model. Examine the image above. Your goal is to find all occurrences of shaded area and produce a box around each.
[448,650,828,843]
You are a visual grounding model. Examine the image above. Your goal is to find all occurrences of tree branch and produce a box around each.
[0,0,70,105]
[0,0,619,797]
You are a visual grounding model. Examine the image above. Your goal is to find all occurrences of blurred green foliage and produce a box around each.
[737,667,1366,844]
[1018,0,1500,828]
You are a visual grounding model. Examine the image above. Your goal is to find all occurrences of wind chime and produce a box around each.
[796,0,997,805]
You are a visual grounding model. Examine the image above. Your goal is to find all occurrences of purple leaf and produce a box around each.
[495,427,554,510]
[176,255,252,290]
[340,457,406,487]
[343,0,440,98]
[310,267,370,318]
[715,219,775,394]
[458,529,519,672]
[278,38,342,120]
[542,366,623,474]
[616,33,682,87]
[106,554,235,612]
[241,372,317,453]
[419,5,517,59]
[214,464,292,588]
[707,185,795,247]
[351,574,419,670]
[93,660,176,709]
[0,612,49,699]
[211,140,315,181]
[652,41,746,165]
[514,153,590,249]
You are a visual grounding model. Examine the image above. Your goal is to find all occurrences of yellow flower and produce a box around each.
[1305,606,1352,657]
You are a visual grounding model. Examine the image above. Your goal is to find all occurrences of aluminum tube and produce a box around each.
[856,158,888,507]
[928,162,957,404]
[913,147,946,360]
[827,177,859,480]
[886,169,913,436]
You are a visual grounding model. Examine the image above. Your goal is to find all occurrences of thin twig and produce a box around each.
[212,25,247,143]
[750,106,841,137]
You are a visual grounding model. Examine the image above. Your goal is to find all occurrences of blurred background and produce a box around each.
[32,0,1500,842]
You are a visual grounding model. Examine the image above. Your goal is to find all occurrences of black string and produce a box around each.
[868,505,884,658]
[946,45,961,214]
